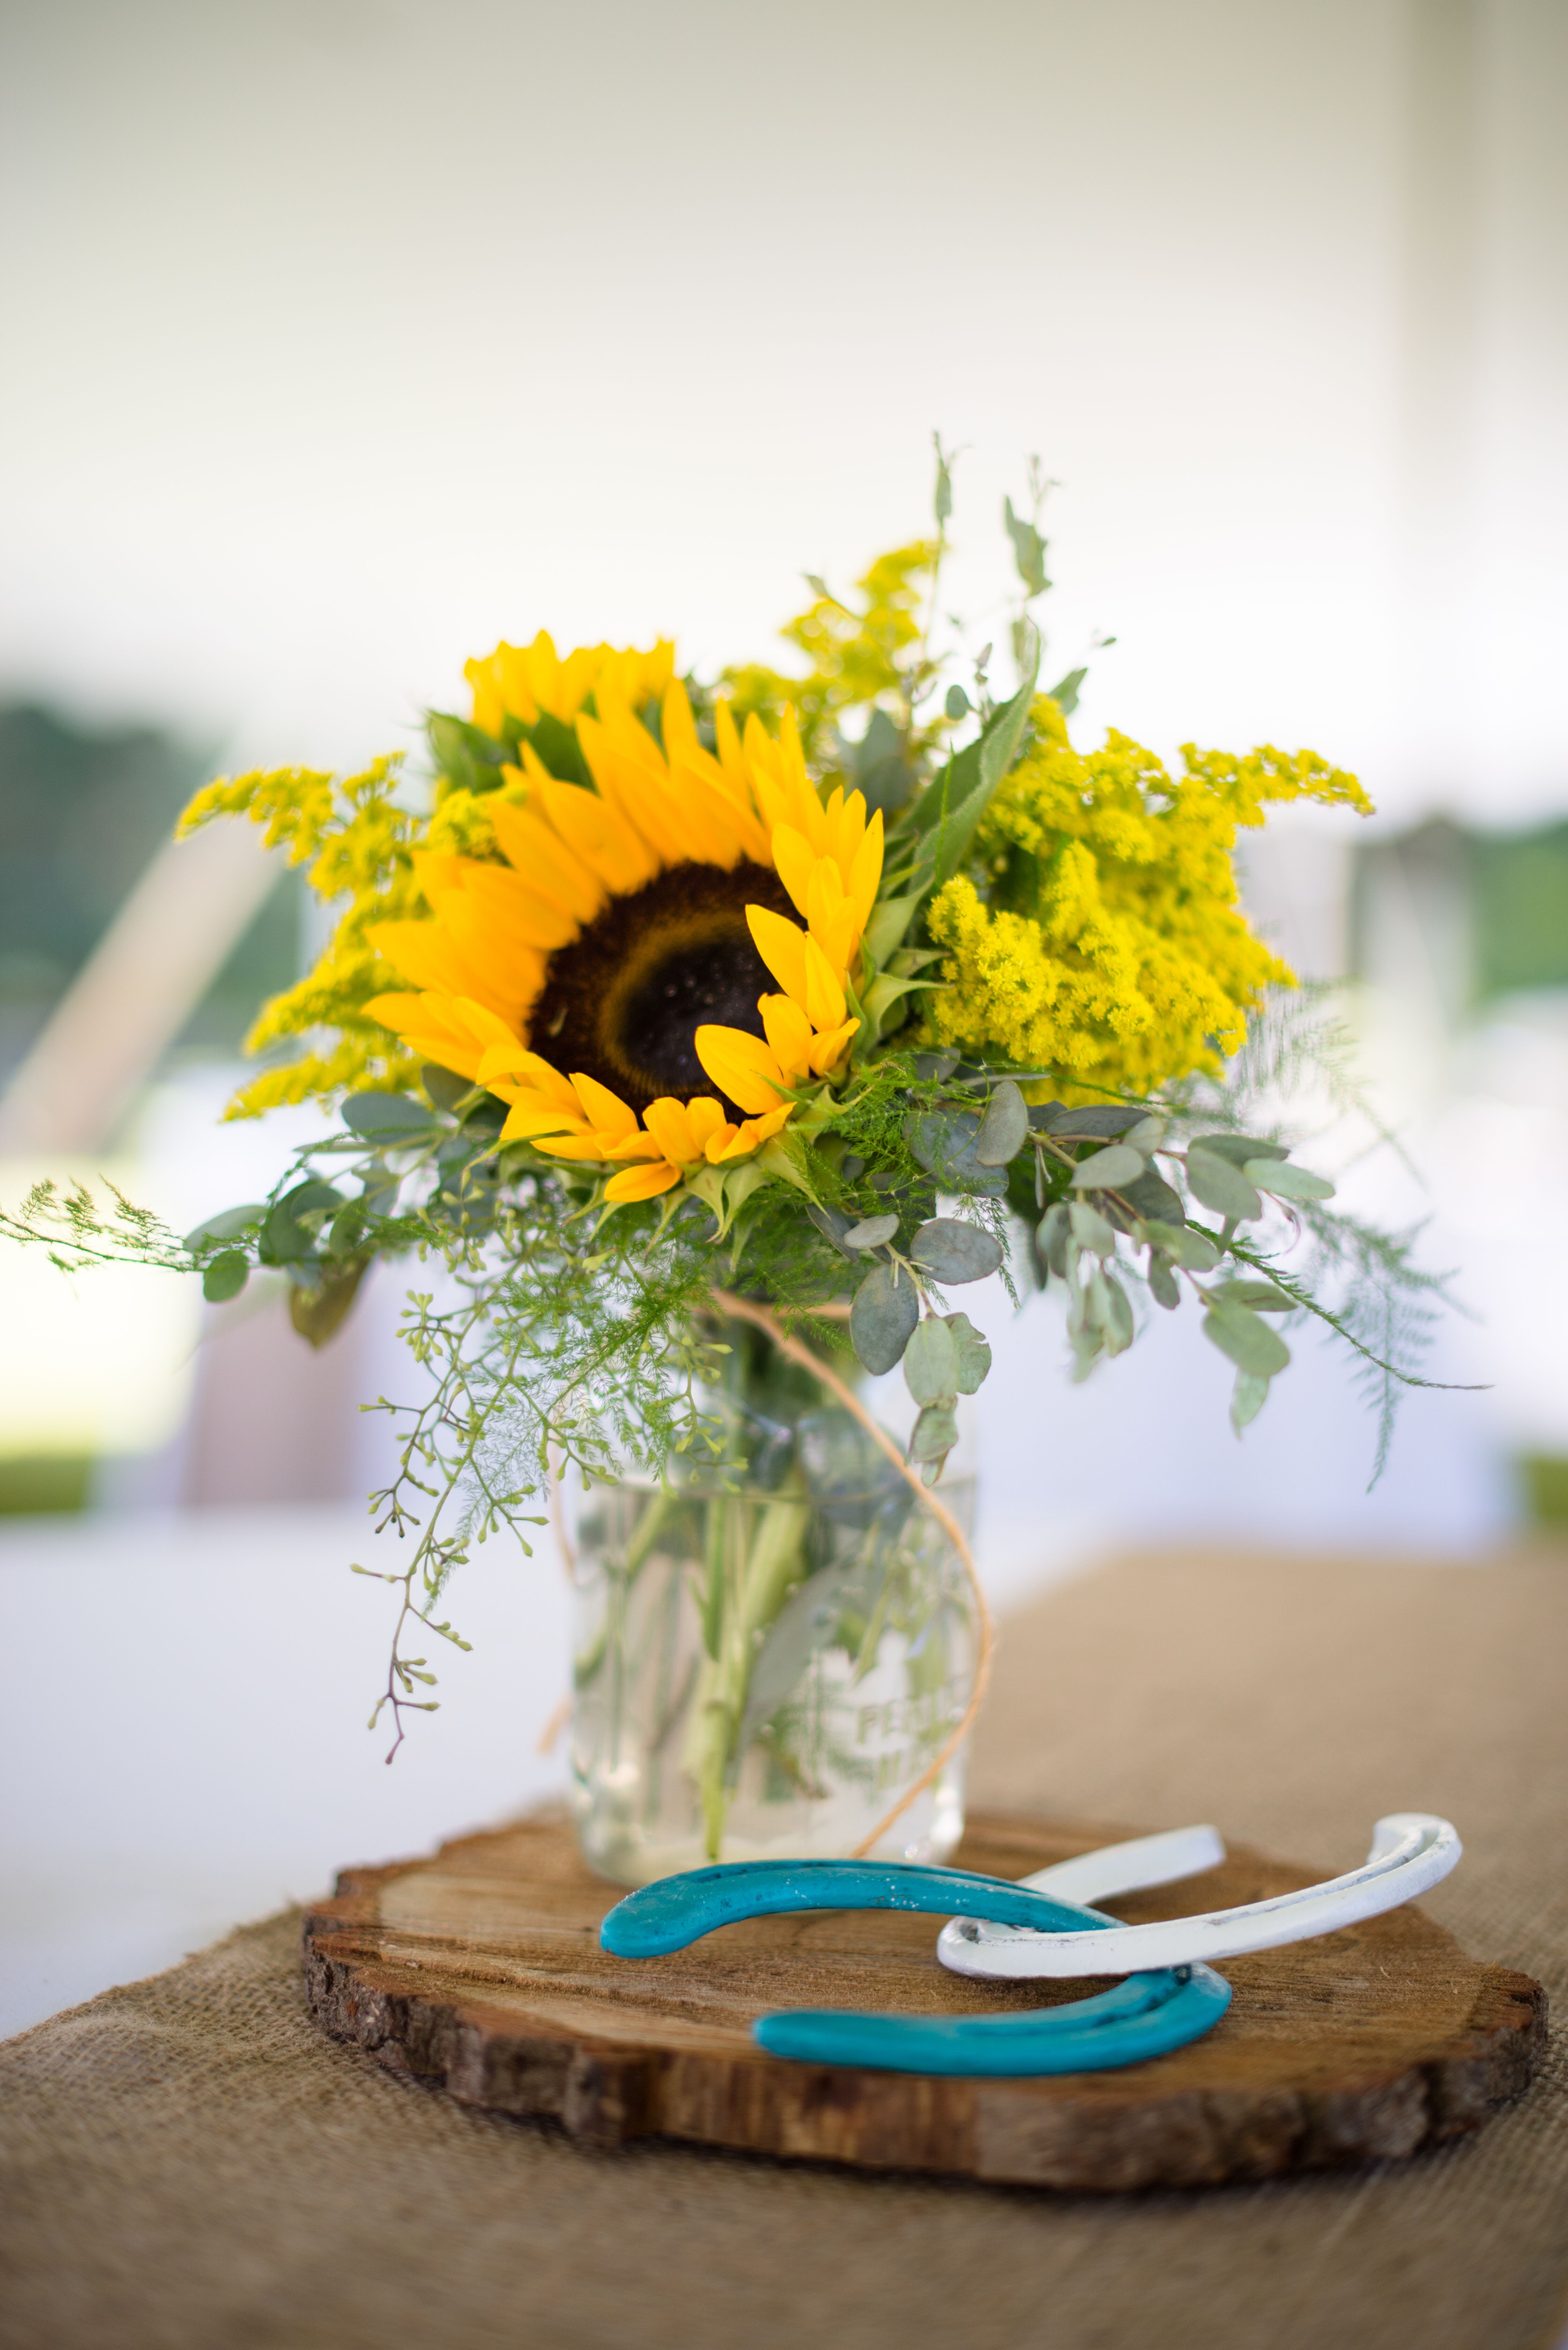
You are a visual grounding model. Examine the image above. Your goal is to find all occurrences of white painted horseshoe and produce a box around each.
[937,1813,1461,1981]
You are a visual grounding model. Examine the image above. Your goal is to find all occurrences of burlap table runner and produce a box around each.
[3,1548,1565,2350]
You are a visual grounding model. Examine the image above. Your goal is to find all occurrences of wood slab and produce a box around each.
[301,1809,1546,2191]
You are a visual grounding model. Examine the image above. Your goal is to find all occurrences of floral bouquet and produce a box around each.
[9,454,1448,1882]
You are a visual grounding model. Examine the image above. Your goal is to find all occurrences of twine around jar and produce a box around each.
[710,1289,995,1859]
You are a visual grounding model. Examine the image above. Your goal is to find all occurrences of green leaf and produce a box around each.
[342,1091,439,1139]
[933,435,954,527]
[1189,1132,1288,1165]
[1067,1201,1116,1255]
[904,1110,1009,1198]
[183,1202,266,1252]
[421,1064,472,1113]
[1117,1166,1185,1225]
[843,1213,899,1250]
[944,683,970,720]
[1203,1302,1291,1377]
[1148,1253,1180,1311]
[1245,1159,1336,1202]
[944,1311,992,1393]
[1210,1280,1294,1313]
[974,1078,1029,1166]
[1185,1148,1263,1223]
[1035,1104,1146,1140]
[1044,665,1086,716]
[1036,1202,1070,1278]
[1141,1219,1219,1272]
[861,893,925,964]
[522,711,591,784]
[1003,495,1050,597]
[850,1263,920,1374]
[904,1315,959,1408]
[1070,1144,1146,1190]
[1089,1267,1135,1353]
[1231,1371,1272,1434]
[910,1218,1003,1284]
[908,1403,959,1466]
[202,1250,248,1304]
[894,645,1039,900]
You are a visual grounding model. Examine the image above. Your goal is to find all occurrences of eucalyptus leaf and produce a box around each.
[944,1311,992,1393]
[805,1203,856,1257]
[342,1091,440,1139]
[264,1180,344,1264]
[1210,1280,1294,1312]
[1202,1301,1291,1377]
[1036,1202,1070,1278]
[1067,1201,1116,1255]
[843,1213,899,1250]
[974,1078,1029,1166]
[1121,1116,1166,1152]
[1185,1148,1263,1223]
[735,1562,877,1758]
[1246,1159,1336,1202]
[1089,1267,1135,1353]
[421,1064,472,1114]
[904,1110,1009,1197]
[1070,1143,1146,1190]
[908,1403,960,1466]
[1117,1166,1185,1225]
[904,1315,959,1408]
[1031,1104,1144,1139]
[183,1202,266,1252]
[202,1250,248,1304]
[1231,1371,1271,1434]
[1148,1253,1180,1311]
[944,683,971,720]
[1141,1219,1219,1272]
[1190,1132,1289,1165]
[910,1218,1003,1284]
[850,1262,920,1374]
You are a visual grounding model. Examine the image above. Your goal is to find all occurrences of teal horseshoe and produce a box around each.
[599,1859,1230,2077]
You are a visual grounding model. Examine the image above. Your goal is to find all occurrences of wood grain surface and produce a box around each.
[302,1809,1546,2190]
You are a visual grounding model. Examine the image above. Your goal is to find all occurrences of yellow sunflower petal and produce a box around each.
[708,1102,794,1161]
[479,1047,579,1109]
[685,1096,730,1149]
[746,905,811,1007]
[533,1133,621,1162]
[806,1015,860,1076]
[694,1025,794,1117]
[449,861,579,953]
[847,807,884,933]
[640,1097,694,1165]
[802,936,848,1032]
[769,824,816,921]
[499,1098,588,1142]
[534,776,659,895]
[367,920,485,999]
[568,1072,640,1140]
[758,992,813,1078]
[361,992,485,1078]
[488,801,604,927]
[805,858,857,973]
[603,1160,683,1203]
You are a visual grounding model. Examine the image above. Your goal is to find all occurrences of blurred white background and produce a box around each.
[2,0,1565,2035]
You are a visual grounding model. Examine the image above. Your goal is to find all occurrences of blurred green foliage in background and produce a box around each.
[0,702,302,1083]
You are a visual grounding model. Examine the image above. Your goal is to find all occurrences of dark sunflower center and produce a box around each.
[527,859,796,1113]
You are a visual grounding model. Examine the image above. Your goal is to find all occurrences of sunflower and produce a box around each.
[363,642,884,1203]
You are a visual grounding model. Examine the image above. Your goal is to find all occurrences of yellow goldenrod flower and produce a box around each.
[360,664,882,1194]
[922,701,1371,1097]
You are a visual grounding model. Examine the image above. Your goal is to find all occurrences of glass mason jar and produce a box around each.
[568,1314,979,1886]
